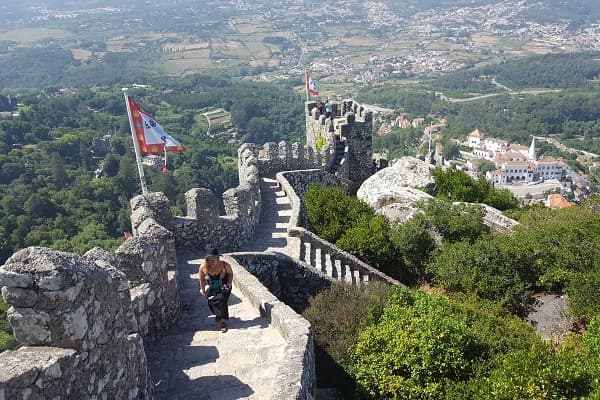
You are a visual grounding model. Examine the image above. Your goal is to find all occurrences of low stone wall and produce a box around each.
[0,247,152,399]
[277,169,343,229]
[132,144,262,253]
[223,254,317,400]
[287,228,403,286]
[276,170,402,287]
[227,252,331,313]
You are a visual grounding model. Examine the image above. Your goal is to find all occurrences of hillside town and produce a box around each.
[459,129,593,207]
[3,0,600,85]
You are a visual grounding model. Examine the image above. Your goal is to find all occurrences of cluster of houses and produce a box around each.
[458,129,594,208]
[465,129,564,185]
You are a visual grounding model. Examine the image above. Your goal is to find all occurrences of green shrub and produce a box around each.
[336,215,397,275]
[303,282,391,398]
[350,289,482,399]
[303,282,390,366]
[420,200,489,243]
[305,184,374,243]
[315,132,327,152]
[0,297,17,352]
[567,269,600,322]
[389,215,436,282]
[427,238,534,314]
[470,343,592,400]
[431,168,518,211]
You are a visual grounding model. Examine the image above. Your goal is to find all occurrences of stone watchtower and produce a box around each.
[305,99,374,193]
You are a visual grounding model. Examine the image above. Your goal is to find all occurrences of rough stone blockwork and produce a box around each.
[0,247,151,399]
[228,252,331,313]
[0,191,181,399]
[224,254,318,400]
[254,141,329,177]
[153,143,263,251]
[306,99,374,193]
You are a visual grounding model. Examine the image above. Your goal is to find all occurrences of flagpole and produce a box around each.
[304,68,309,103]
[122,88,149,195]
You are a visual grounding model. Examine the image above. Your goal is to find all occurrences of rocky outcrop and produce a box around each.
[357,157,435,222]
[357,157,435,210]
[358,157,518,232]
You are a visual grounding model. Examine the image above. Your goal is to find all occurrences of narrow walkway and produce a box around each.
[239,177,299,256]
[146,251,286,400]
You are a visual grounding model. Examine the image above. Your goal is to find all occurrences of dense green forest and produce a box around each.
[0,47,163,89]
[0,76,304,267]
[359,85,600,156]
[304,183,600,399]
[427,52,600,94]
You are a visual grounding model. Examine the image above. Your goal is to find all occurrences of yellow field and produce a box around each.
[341,36,381,47]
[0,28,73,43]
[71,49,93,61]
[243,41,271,59]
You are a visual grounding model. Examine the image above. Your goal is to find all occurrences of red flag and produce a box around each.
[306,71,318,96]
[127,97,187,154]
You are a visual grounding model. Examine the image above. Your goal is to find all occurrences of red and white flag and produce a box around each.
[306,71,318,96]
[127,97,187,154]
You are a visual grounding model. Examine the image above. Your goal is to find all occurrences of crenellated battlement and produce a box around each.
[251,140,333,176]
[0,97,381,400]
[305,99,374,192]
[129,142,263,253]
[0,200,181,399]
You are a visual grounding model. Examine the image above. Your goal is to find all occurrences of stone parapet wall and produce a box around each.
[135,143,263,252]
[113,236,180,338]
[227,252,331,312]
[0,247,152,399]
[252,141,331,177]
[223,254,317,400]
[287,228,403,286]
[276,170,402,286]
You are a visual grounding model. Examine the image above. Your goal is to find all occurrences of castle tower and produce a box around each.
[528,136,537,161]
[305,99,374,192]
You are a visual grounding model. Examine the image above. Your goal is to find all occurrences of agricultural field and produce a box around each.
[0,27,73,42]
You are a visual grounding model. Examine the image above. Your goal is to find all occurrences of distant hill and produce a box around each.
[427,52,600,94]
[386,0,600,28]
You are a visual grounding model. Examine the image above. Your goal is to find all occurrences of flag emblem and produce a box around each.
[127,97,187,154]
[306,71,318,96]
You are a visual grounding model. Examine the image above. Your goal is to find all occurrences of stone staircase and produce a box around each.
[238,177,300,256]
[146,251,287,400]
[146,177,311,400]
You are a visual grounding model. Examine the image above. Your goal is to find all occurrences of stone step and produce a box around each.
[146,253,287,400]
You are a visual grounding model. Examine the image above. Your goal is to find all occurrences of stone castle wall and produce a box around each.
[130,144,263,253]
[228,252,332,313]
[224,254,321,399]
[305,100,374,192]
[0,102,378,399]
[0,195,181,399]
